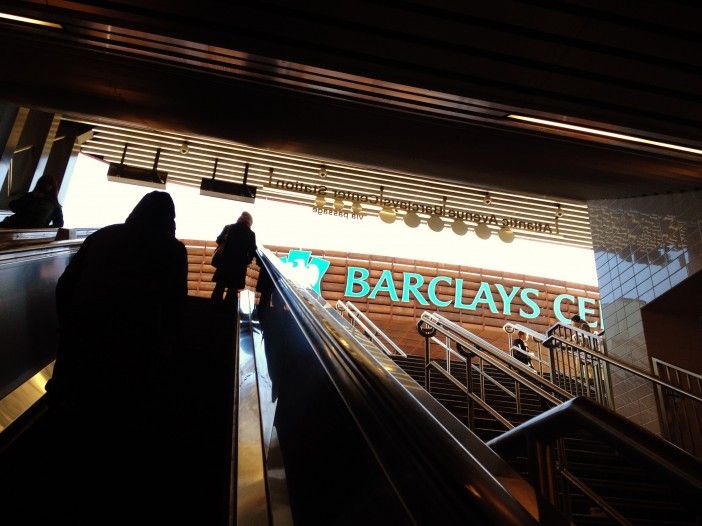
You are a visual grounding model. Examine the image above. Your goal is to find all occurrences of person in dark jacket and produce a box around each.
[47,191,187,419]
[512,331,533,368]
[0,175,64,228]
[44,191,188,521]
[211,211,257,306]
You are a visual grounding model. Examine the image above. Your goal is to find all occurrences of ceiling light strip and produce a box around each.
[508,115,702,156]
[0,12,62,29]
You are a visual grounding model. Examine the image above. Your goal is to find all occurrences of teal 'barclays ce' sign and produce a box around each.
[278,251,599,328]
[343,267,600,328]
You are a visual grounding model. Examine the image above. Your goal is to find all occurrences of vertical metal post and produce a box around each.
[515,378,521,414]
[465,351,474,430]
[592,357,603,403]
[567,348,577,395]
[527,436,558,509]
[424,337,431,393]
[446,336,451,377]
[537,342,544,376]
[549,345,557,385]
[424,336,430,391]
[416,321,436,392]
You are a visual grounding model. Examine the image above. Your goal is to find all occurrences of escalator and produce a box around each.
[238,248,545,525]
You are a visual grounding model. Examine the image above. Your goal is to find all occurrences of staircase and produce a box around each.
[393,354,699,526]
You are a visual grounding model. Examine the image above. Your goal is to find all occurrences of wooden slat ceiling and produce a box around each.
[0,1,700,201]
[74,116,592,247]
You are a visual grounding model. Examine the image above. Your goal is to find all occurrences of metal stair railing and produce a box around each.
[544,325,702,427]
[652,358,702,458]
[505,321,702,456]
[504,321,610,405]
[488,396,702,526]
[544,323,614,407]
[336,300,406,357]
[414,312,702,525]
[418,312,574,433]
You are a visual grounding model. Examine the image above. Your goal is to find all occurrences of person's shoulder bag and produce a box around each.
[211,225,231,268]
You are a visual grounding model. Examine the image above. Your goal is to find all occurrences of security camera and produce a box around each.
[555,205,564,218]
[484,192,492,205]
[180,141,189,155]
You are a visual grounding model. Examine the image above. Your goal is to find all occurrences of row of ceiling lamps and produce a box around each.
[99,138,567,245]
[310,192,556,243]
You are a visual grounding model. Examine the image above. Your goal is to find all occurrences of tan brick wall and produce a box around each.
[182,239,600,361]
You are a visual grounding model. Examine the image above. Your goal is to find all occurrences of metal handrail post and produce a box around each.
[652,360,673,443]
[461,343,476,431]
[549,345,557,385]
[417,321,436,391]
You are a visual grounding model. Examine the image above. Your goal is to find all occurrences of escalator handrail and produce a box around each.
[256,248,547,526]
[0,239,84,263]
[487,396,702,507]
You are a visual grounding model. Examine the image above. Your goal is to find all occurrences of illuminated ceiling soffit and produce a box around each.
[74,118,592,248]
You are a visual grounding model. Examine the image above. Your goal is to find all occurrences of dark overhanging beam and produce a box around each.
[0,35,699,201]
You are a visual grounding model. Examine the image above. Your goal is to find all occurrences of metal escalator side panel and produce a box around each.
[234,290,272,526]
[255,248,546,526]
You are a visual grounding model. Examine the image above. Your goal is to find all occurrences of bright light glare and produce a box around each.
[507,114,702,156]
[0,12,62,29]
[63,154,598,285]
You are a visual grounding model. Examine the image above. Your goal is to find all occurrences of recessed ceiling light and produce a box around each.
[451,218,468,235]
[498,225,515,243]
[427,214,444,232]
[403,210,421,228]
[507,114,702,156]
[475,223,491,240]
[379,205,396,224]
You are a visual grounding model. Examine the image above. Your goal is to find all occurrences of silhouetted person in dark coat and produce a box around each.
[48,191,187,417]
[44,191,187,522]
[211,211,256,307]
[0,175,63,228]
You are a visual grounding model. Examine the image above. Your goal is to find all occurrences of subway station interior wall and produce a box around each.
[184,240,599,358]
[589,189,702,433]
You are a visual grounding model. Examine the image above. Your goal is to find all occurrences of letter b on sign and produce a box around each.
[345,267,371,298]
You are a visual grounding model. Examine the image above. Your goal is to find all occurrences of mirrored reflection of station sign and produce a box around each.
[267,173,558,241]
